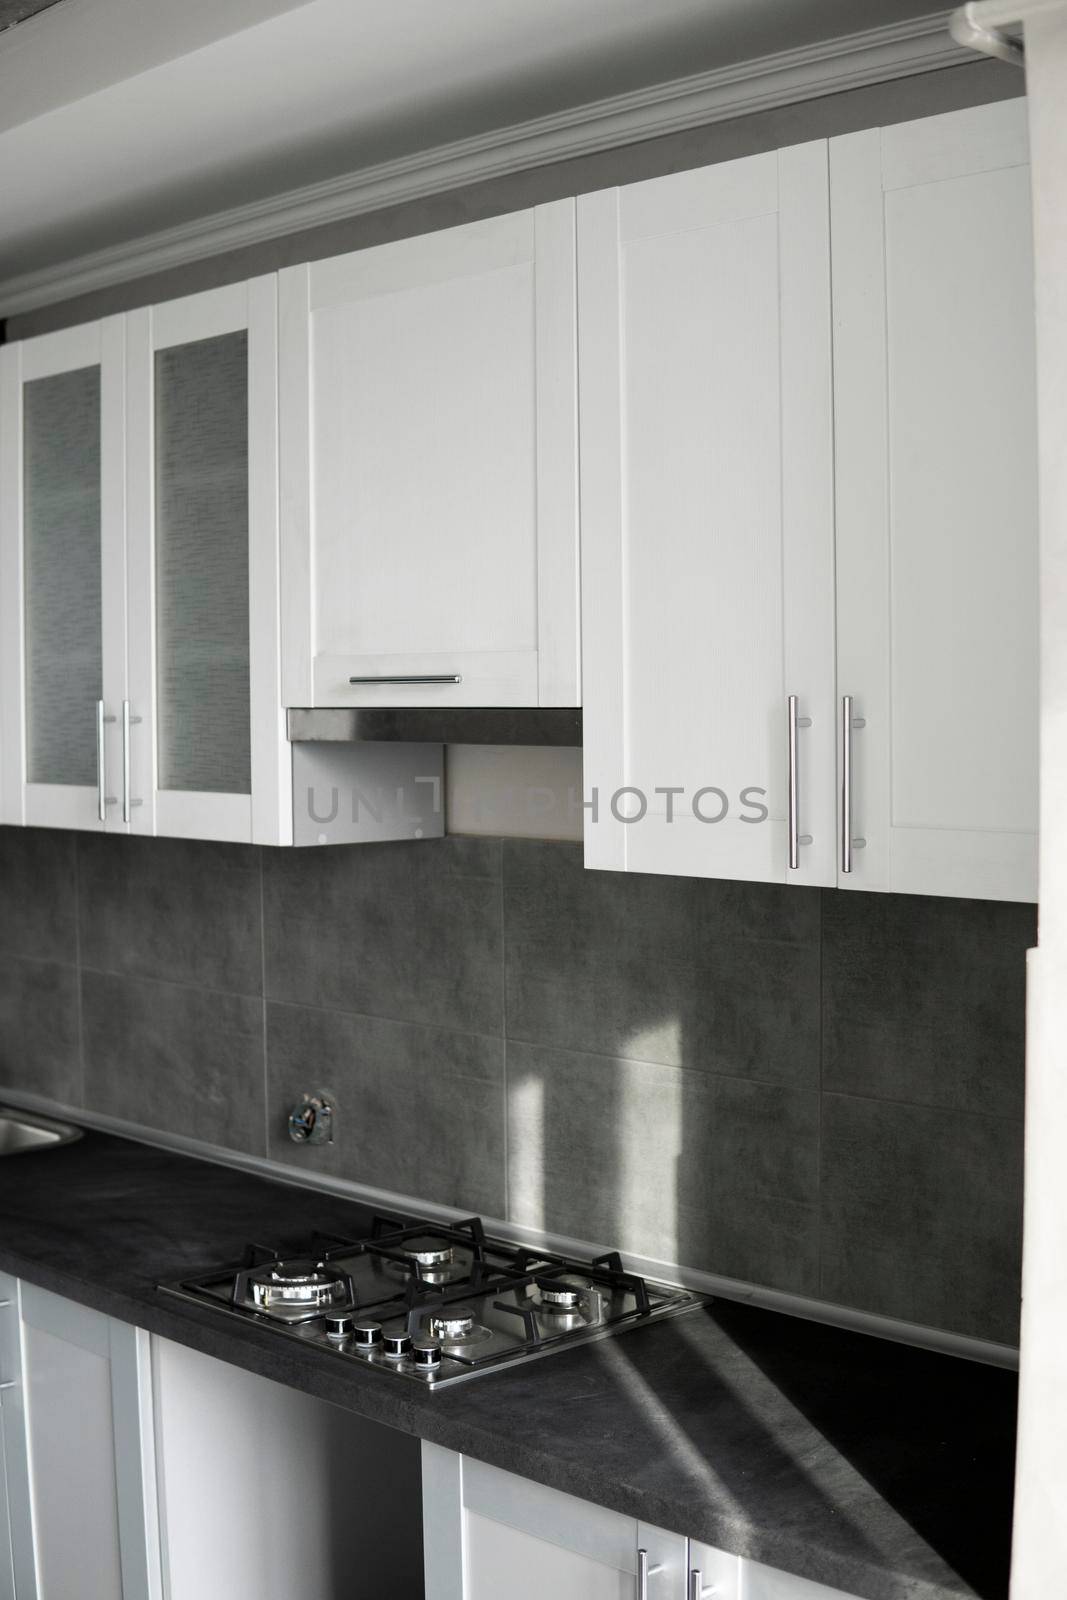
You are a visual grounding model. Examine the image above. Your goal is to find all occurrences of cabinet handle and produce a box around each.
[690,1571,714,1598]
[347,675,462,686]
[636,1550,663,1599]
[96,700,117,822]
[787,695,813,869]
[0,1380,16,1392]
[840,695,867,873]
[121,701,143,825]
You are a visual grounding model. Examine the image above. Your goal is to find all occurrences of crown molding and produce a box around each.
[0,9,969,318]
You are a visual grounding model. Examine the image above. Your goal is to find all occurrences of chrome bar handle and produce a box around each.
[97,699,107,822]
[690,1572,714,1599]
[636,1550,663,1599]
[787,695,813,870]
[348,674,462,685]
[97,700,117,822]
[121,701,143,825]
[840,696,866,873]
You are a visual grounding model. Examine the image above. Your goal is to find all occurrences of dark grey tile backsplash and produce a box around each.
[0,826,1033,1346]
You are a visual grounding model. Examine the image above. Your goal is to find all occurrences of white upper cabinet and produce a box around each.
[580,98,1038,903]
[1,280,293,845]
[125,278,290,845]
[579,143,837,885]
[278,204,580,709]
[1,318,127,833]
[831,98,1038,902]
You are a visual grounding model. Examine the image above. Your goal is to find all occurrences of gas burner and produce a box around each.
[400,1236,455,1268]
[241,1258,352,1322]
[536,1275,589,1312]
[431,1305,492,1348]
[431,1304,475,1339]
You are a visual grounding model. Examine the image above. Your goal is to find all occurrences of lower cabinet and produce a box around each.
[424,1445,862,1600]
[423,1443,685,1599]
[0,1277,161,1600]
[0,1280,864,1600]
[0,1287,426,1600]
[0,1386,14,1600]
[151,1337,423,1600]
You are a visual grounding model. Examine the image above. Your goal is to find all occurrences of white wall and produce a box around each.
[1009,6,1067,1594]
[446,745,583,841]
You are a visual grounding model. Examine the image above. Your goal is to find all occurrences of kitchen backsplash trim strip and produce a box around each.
[0,1083,1020,1370]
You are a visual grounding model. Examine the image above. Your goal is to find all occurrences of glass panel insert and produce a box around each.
[23,365,103,787]
[155,330,251,795]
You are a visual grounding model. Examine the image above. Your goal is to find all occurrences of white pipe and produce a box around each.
[950,2,1026,64]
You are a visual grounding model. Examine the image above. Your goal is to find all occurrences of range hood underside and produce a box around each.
[287,707,582,746]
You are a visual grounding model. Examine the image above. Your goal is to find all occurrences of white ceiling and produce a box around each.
[0,0,948,283]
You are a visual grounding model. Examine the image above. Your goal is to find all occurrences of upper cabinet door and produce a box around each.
[0,319,127,833]
[279,204,580,709]
[126,278,290,845]
[831,99,1038,902]
[579,144,837,885]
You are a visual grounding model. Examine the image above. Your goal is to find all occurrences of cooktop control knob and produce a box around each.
[352,1321,383,1349]
[324,1313,354,1341]
[412,1337,442,1371]
[382,1330,412,1359]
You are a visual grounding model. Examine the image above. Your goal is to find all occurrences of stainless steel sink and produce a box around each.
[0,1108,82,1156]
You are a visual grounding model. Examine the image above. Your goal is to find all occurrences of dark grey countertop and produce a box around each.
[0,1129,1016,1600]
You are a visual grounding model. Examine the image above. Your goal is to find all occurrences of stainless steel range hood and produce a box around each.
[287,708,582,746]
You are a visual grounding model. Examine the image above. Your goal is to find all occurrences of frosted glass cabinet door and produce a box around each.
[831,99,1039,901]
[578,143,837,887]
[126,277,290,844]
[0,320,127,832]
[278,205,580,709]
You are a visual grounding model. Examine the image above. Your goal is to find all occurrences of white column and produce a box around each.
[1003,4,1067,1594]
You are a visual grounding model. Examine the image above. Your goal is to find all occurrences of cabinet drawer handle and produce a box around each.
[690,1570,715,1598]
[347,675,462,686]
[787,695,813,870]
[840,695,867,874]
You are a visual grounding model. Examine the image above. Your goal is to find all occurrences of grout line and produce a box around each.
[3,951,79,974]
[819,1084,1024,1125]
[263,993,507,1050]
[77,963,264,1003]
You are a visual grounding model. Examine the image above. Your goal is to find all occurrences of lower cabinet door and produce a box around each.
[153,1337,424,1600]
[423,1445,686,1600]
[687,1537,742,1600]
[467,1512,633,1600]
[0,1401,15,1600]
[19,1284,160,1600]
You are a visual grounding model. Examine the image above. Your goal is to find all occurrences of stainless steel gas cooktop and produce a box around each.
[159,1214,703,1387]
